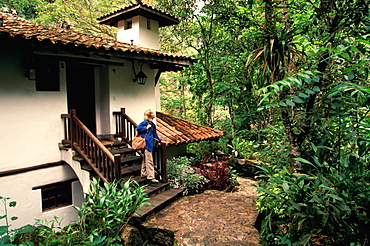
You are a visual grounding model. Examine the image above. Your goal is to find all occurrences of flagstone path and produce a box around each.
[143,177,262,246]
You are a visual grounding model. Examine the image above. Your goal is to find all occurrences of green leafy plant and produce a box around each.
[74,178,151,244]
[228,138,261,160]
[10,178,150,245]
[166,156,209,195]
[255,146,370,245]
[0,196,34,245]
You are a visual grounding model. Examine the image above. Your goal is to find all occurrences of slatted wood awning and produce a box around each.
[156,112,224,146]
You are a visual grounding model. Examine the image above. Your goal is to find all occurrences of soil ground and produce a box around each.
[143,177,262,246]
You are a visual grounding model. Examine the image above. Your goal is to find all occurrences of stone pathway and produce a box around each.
[143,177,261,246]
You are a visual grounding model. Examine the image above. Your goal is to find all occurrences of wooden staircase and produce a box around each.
[62,109,183,222]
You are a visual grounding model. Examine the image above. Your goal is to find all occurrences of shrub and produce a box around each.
[228,137,261,160]
[192,154,233,191]
[73,178,151,244]
[166,156,209,195]
[255,149,370,245]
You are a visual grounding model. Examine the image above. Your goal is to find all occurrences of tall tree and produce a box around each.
[157,0,258,133]
[247,0,369,169]
[0,0,40,19]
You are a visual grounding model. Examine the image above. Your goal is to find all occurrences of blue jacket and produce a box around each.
[136,120,162,151]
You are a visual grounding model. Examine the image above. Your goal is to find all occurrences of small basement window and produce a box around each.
[33,179,75,212]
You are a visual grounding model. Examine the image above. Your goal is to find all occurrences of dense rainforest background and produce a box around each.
[1,0,369,244]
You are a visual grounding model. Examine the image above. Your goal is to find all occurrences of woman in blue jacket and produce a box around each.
[136,109,162,183]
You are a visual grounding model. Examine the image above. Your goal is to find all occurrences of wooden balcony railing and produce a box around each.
[113,108,138,144]
[61,109,121,183]
[113,108,167,183]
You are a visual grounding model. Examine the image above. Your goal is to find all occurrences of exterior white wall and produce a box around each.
[138,16,159,50]
[0,164,84,229]
[0,44,163,229]
[117,16,159,49]
[0,49,67,171]
[60,149,91,194]
[108,62,159,126]
[0,48,89,229]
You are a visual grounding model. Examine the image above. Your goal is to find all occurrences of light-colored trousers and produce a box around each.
[141,149,155,179]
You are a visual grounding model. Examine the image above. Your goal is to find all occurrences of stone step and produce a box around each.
[135,188,183,222]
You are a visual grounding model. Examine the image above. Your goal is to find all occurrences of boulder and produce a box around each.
[229,157,259,178]
[121,224,176,246]
[121,224,144,246]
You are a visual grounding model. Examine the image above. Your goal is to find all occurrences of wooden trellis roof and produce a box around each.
[156,112,224,146]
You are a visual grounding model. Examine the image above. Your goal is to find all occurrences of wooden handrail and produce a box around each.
[113,108,138,144]
[61,108,168,184]
[72,112,114,162]
[62,109,121,183]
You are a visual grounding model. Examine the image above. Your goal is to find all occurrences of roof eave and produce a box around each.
[98,3,179,28]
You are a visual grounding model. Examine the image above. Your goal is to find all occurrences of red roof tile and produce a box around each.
[0,12,194,65]
[156,112,224,146]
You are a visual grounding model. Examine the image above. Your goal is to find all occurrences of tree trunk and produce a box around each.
[180,75,186,118]
[228,92,235,138]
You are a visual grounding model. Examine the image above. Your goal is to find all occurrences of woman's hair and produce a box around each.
[143,109,154,121]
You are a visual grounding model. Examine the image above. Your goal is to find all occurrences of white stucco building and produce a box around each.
[0,3,222,229]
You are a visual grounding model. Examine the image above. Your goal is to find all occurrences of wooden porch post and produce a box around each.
[120,108,126,140]
[160,142,167,183]
[70,109,77,145]
[114,154,121,180]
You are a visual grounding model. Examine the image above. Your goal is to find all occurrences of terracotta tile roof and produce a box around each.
[0,12,193,65]
[98,3,179,27]
[156,112,224,146]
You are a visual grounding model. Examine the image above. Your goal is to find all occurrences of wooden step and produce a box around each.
[121,155,142,165]
[135,188,183,221]
[143,182,170,197]
[121,163,141,176]
[127,176,168,189]
[110,148,136,155]
[101,141,127,148]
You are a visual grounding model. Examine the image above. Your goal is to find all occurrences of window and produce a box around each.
[35,58,60,91]
[36,180,73,212]
[125,19,132,30]
[147,19,151,30]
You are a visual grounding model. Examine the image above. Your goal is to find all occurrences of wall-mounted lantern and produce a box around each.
[133,61,147,85]
[24,53,36,80]
[27,68,36,80]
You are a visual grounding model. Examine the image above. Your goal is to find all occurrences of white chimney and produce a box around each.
[117,15,159,49]
[98,3,179,50]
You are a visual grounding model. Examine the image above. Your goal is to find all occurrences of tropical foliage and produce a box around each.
[1,179,149,245]
[156,0,370,244]
[1,0,369,244]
